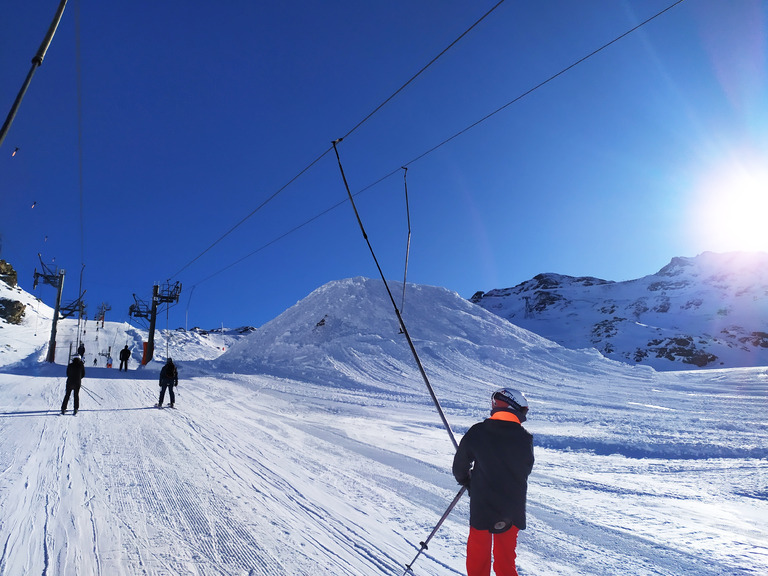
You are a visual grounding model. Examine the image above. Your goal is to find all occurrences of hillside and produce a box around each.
[0,276,766,575]
[471,251,768,370]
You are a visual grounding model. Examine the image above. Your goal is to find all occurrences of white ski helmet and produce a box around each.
[491,388,529,421]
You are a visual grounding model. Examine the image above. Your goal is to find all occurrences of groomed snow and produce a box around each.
[0,277,766,575]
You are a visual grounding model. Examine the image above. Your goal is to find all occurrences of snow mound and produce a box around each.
[215,277,630,401]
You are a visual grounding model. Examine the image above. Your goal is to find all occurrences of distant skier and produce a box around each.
[61,354,86,415]
[452,388,534,576]
[77,341,86,361]
[119,345,130,371]
[157,358,178,408]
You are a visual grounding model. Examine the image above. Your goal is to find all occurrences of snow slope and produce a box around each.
[0,277,766,575]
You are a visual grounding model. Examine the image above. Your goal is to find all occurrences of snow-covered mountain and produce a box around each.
[0,270,766,575]
[470,251,768,370]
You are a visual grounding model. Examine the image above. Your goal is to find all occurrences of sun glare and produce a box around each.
[689,157,768,253]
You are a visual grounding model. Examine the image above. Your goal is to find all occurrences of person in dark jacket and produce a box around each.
[61,354,86,415]
[157,358,178,408]
[452,388,534,576]
[119,345,131,371]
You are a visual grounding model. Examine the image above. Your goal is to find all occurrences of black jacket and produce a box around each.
[66,359,85,387]
[119,347,130,361]
[452,416,534,532]
[159,363,178,386]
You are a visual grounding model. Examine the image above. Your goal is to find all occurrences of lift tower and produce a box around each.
[33,255,64,363]
[129,282,182,364]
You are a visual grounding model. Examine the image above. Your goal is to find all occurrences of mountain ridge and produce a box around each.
[470,251,768,370]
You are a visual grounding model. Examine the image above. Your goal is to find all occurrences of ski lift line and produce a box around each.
[184,168,401,291]
[166,3,507,283]
[175,0,685,293]
[167,146,334,281]
[166,300,170,358]
[0,0,69,148]
[401,167,412,314]
[332,139,459,451]
[188,192,351,290]
[75,0,85,268]
[400,0,688,169]
[340,0,507,142]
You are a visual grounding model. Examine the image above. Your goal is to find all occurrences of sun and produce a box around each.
[688,154,768,254]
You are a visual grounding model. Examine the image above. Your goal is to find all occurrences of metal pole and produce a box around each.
[46,269,65,363]
[403,486,467,575]
[145,284,159,364]
[76,263,85,348]
[0,0,69,148]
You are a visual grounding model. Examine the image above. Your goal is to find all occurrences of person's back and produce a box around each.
[160,361,177,384]
[157,359,178,408]
[119,345,130,371]
[453,388,534,576]
[66,356,85,384]
[62,355,85,414]
[455,417,533,532]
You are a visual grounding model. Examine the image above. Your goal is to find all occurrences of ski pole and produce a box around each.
[80,384,103,403]
[402,486,466,575]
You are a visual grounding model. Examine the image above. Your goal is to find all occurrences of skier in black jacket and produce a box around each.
[157,358,178,408]
[119,345,131,371]
[452,388,534,576]
[61,354,86,415]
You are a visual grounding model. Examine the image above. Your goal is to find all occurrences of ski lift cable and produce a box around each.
[400,0,687,169]
[75,0,85,268]
[177,0,686,295]
[188,195,350,290]
[401,167,412,314]
[0,0,69,148]
[168,146,333,280]
[166,301,170,358]
[333,139,458,451]
[340,0,507,142]
[166,2,505,283]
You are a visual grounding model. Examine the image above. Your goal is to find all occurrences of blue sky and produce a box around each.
[2,0,767,330]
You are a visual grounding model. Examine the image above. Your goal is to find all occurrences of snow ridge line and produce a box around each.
[84,489,101,576]
[41,494,50,576]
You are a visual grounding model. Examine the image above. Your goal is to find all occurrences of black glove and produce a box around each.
[460,477,471,495]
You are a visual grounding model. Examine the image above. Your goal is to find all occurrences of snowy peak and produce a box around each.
[471,252,768,370]
[215,276,612,396]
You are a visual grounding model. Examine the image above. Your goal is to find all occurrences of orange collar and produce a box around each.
[490,411,520,423]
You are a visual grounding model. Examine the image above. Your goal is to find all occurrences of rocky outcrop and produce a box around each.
[0,261,25,325]
[0,260,17,288]
[0,299,25,324]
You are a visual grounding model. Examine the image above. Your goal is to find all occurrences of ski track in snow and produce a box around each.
[0,279,766,575]
[0,367,764,575]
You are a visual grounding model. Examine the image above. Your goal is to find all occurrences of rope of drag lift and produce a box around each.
[400,167,412,323]
[332,140,466,574]
[332,139,457,451]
